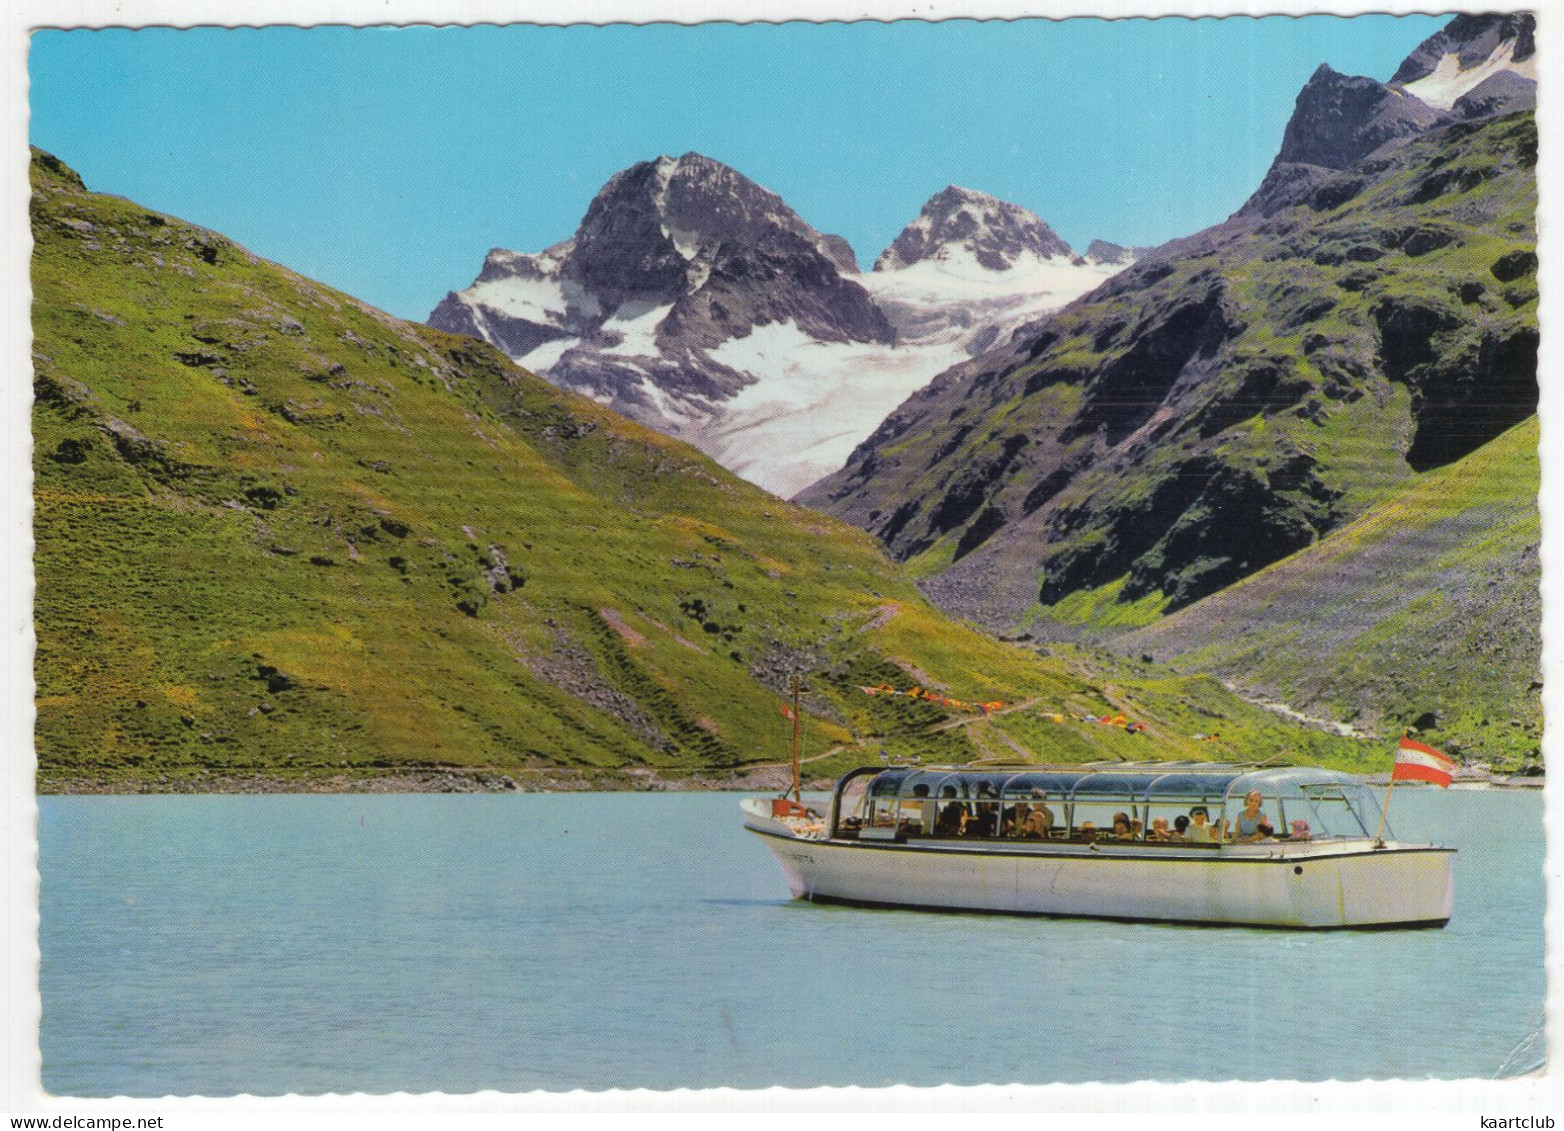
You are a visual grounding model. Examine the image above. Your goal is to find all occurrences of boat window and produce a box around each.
[1066,802,1142,840]
[998,772,1081,798]
[1298,782,1381,838]
[1146,772,1230,797]
[865,793,901,828]
[1069,772,1153,801]
[896,770,952,799]
[833,769,877,834]
[869,769,913,796]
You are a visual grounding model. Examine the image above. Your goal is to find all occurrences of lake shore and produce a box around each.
[35,764,842,796]
[37,764,1543,795]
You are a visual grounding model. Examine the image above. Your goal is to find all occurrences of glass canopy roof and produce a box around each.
[861,763,1365,805]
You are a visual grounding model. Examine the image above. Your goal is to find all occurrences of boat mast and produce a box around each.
[791,676,802,804]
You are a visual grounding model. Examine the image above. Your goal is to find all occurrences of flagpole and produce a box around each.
[1375,732,1411,846]
[791,676,802,804]
[1374,772,1395,847]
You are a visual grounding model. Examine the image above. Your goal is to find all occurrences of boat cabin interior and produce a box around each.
[831,762,1387,845]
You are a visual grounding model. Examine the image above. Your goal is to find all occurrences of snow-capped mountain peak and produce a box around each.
[873,185,1075,273]
[429,160,1130,497]
[860,188,1123,359]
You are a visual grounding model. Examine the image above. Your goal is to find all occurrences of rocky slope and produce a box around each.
[37,148,1354,791]
[1119,417,1540,769]
[430,162,1125,496]
[800,15,1537,642]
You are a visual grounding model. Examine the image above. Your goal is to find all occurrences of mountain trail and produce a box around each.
[1225,686,1372,739]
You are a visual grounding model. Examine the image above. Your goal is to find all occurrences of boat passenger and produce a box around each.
[934,787,966,837]
[1186,807,1218,843]
[1233,790,1270,843]
[966,803,998,838]
[1112,813,1135,841]
[1173,815,1190,839]
[1290,819,1311,841]
[1001,801,1028,836]
[1079,821,1097,841]
[1019,809,1051,838]
[1150,817,1172,841]
[1006,790,1054,836]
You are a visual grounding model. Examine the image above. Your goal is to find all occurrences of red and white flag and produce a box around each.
[1393,735,1457,787]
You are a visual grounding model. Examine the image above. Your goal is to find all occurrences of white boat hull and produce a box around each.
[743,814,1453,929]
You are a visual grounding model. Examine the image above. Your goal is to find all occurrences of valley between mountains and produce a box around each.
[35,148,1376,791]
[32,14,1541,790]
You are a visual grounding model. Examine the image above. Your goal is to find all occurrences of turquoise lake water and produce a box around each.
[37,788,1544,1095]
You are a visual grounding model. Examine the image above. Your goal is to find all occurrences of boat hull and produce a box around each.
[745,824,1453,929]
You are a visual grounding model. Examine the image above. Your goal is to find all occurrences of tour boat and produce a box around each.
[740,762,1454,929]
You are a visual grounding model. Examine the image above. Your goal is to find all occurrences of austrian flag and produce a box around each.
[1393,735,1458,787]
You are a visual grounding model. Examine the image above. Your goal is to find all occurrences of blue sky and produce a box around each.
[30,16,1451,321]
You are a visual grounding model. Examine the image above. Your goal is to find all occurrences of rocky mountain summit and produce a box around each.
[857,188,1130,359]
[1244,13,1535,217]
[801,15,1537,646]
[431,158,1127,495]
[873,185,1074,271]
[1391,13,1535,108]
[428,152,892,424]
[1084,240,1146,267]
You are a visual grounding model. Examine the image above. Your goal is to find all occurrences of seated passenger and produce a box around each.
[1290,819,1311,841]
[1019,808,1051,838]
[1233,790,1270,843]
[1111,813,1135,840]
[1029,790,1055,833]
[1001,800,1029,836]
[1173,815,1190,839]
[1149,817,1172,841]
[1078,821,1097,841]
[1185,806,1219,843]
[934,788,965,837]
[965,803,998,837]
[1006,789,1054,836]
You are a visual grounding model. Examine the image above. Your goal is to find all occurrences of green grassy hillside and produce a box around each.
[34,149,1389,790]
[1122,417,1540,769]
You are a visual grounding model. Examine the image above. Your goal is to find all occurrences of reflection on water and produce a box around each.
[37,788,1544,1095]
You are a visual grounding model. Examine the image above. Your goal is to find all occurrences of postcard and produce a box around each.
[5,0,1558,1120]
